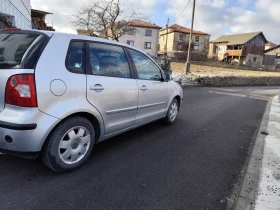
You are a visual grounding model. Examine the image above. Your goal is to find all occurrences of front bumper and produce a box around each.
[0,105,59,153]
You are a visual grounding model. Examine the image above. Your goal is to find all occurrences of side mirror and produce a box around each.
[165,73,171,81]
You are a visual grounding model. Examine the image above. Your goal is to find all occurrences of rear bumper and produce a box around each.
[0,120,37,130]
[0,148,39,159]
[0,105,60,153]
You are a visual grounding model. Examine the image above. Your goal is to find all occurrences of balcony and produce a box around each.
[226,50,242,56]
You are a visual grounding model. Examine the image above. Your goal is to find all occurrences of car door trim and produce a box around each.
[138,102,166,109]
[106,106,138,115]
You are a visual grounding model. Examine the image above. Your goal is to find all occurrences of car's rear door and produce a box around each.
[86,42,138,135]
[127,49,169,125]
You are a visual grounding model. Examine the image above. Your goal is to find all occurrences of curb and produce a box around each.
[234,98,273,210]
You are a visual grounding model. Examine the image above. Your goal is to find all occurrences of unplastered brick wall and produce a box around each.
[246,54,263,68]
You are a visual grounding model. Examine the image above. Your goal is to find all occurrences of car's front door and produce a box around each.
[127,49,169,125]
[86,42,138,135]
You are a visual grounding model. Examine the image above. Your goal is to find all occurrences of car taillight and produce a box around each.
[5,74,37,107]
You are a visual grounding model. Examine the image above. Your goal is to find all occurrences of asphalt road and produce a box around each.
[0,86,278,210]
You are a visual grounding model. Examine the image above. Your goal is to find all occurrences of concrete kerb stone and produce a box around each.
[234,98,272,210]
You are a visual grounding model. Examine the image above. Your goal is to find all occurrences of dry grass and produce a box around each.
[171,61,280,77]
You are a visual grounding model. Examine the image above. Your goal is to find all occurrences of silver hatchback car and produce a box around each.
[0,29,183,172]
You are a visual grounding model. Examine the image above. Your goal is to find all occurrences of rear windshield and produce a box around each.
[0,33,41,69]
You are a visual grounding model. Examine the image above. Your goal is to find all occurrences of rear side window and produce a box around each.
[0,33,41,69]
[88,42,131,78]
[66,41,85,73]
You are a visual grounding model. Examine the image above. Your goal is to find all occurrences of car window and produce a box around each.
[88,43,131,78]
[0,33,41,69]
[66,41,85,73]
[128,49,162,81]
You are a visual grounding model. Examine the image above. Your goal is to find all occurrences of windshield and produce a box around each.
[0,33,40,69]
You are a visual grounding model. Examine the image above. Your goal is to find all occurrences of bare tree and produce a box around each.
[71,0,141,41]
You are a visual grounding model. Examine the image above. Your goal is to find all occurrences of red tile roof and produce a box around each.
[77,29,99,37]
[161,24,209,35]
[129,20,161,29]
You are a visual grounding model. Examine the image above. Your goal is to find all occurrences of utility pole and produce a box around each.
[186,0,196,73]
[165,17,169,56]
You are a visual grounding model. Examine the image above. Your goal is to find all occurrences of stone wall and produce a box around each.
[246,54,263,68]
[196,76,280,87]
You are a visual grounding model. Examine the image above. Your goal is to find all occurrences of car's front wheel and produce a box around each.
[164,98,179,125]
[41,116,95,172]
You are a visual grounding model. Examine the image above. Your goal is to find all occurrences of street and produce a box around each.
[0,86,278,210]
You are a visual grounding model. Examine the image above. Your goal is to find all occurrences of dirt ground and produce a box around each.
[171,61,280,77]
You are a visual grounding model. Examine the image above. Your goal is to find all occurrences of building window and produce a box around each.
[195,36,199,42]
[144,42,151,49]
[126,29,136,35]
[253,57,257,62]
[127,40,134,46]
[163,35,165,41]
[179,33,184,41]
[194,45,199,51]
[145,30,152,36]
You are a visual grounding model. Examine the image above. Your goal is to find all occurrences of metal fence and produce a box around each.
[0,0,36,29]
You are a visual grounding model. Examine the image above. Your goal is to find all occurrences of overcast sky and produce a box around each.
[31,0,280,43]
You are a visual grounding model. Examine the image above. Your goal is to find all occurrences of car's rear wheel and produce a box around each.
[41,116,95,172]
[164,98,179,125]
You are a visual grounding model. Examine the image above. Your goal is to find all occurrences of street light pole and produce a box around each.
[186,0,196,73]
[165,17,169,56]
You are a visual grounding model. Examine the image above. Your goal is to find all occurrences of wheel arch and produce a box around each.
[41,112,102,152]
[174,95,181,110]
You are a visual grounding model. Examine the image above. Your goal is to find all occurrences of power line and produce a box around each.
[173,0,191,23]
[177,2,192,23]
[21,0,32,17]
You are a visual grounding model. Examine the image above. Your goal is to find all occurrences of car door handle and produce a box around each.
[90,84,104,91]
[140,85,147,91]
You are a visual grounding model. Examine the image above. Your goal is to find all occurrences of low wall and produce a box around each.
[196,76,280,87]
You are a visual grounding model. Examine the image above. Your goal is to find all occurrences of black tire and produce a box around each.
[164,98,179,125]
[41,116,95,172]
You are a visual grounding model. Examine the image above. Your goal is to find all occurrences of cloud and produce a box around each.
[31,0,160,34]
[165,0,279,43]
[30,0,280,44]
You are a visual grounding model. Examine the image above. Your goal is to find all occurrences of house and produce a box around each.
[158,24,210,53]
[118,20,161,57]
[265,41,277,50]
[208,32,267,65]
[31,9,54,31]
[0,0,53,31]
[263,45,280,71]
[0,0,33,29]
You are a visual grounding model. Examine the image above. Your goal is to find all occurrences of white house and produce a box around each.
[119,20,161,57]
[0,0,32,29]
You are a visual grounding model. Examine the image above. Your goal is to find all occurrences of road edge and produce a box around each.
[233,97,273,210]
